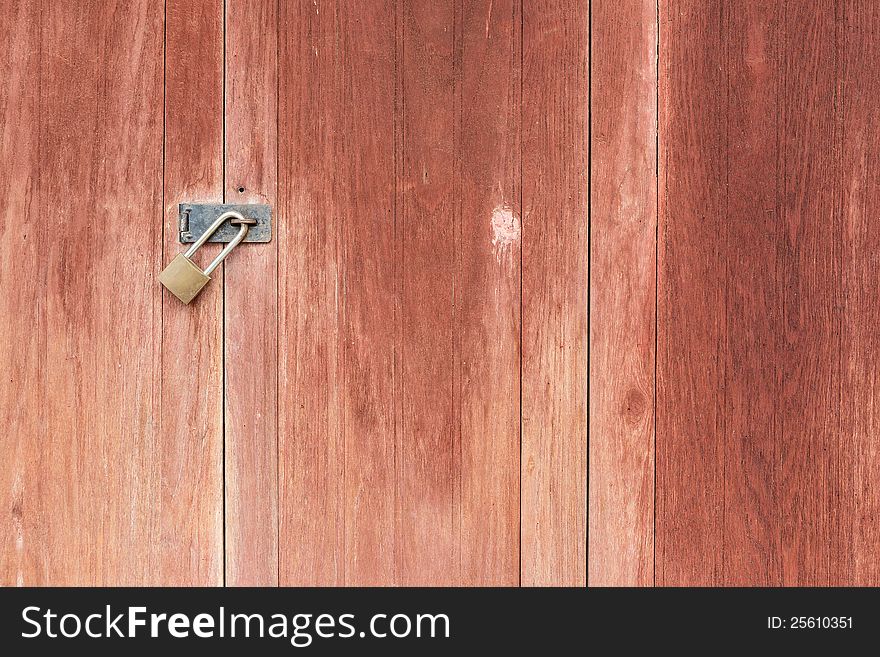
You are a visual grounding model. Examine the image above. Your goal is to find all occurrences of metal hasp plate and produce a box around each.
[178,203,272,243]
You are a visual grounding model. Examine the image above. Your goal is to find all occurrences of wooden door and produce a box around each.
[0,0,587,586]
[592,0,880,585]
[1,0,222,586]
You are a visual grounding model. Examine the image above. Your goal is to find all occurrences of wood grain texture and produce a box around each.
[162,0,224,584]
[457,0,522,586]
[277,0,397,586]
[657,0,727,586]
[337,0,397,586]
[774,0,844,588]
[589,0,656,586]
[276,0,525,586]
[395,0,458,586]
[522,0,589,586]
[1,0,587,587]
[277,0,344,586]
[0,0,43,586]
[657,0,880,586]
[842,0,880,587]
[0,0,167,584]
[47,0,164,584]
[224,0,279,587]
[722,0,782,586]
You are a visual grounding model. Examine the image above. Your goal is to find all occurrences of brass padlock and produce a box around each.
[159,210,256,304]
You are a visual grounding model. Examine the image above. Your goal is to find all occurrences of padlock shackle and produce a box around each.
[203,222,250,275]
[183,210,251,275]
[184,210,246,258]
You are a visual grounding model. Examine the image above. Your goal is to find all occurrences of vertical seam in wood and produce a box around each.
[339,0,346,583]
[721,0,729,586]
[518,0,524,589]
[392,0,399,587]
[653,0,660,588]
[39,0,46,586]
[221,0,228,587]
[780,0,787,585]
[773,2,781,585]
[586,0,592,587]
[835,0,845,585]
[452,0,464,585]
[397,0,404,587]
[275,0,281,588]
[159,0,167,582]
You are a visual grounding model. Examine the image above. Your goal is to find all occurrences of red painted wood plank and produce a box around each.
[774,1,844,586]
[457,0,522,586]
[162,0,224,584]
[657,0,728,587]
[721,0,782,586]
[395,0,458,586]
[842,0,880,586]
[277,0,344,586]
[0,0,44,586]
[589,0,657,586]
[657,0,878,586]
[224,0,279,587]
[522,0,589,586]
[277,0,522,586]
[336,1,398,585]
[5,0,167,584]
[277,1,397,585]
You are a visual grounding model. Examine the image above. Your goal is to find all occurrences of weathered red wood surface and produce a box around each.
[522,0,589,586]
[162,0,225,585]
[657,0,728,585]
[276,0,398,586]
[589,0,657,586]
[0,0,587,587]
[841,0,880,586]
[276,0,347,586]
[0,0,225,585]
[457,0,522,586]
[657,0,880,585]
[275,0,531,586]
[161,0,224,585]
[225,0,279,587]
[395,0,459,586]
[0,0,43,587]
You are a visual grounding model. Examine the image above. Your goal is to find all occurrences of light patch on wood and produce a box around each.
[491,204,520,259]
[486,0,494,37]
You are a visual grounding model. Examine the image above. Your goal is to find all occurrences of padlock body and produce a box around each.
[159,254,210,304]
